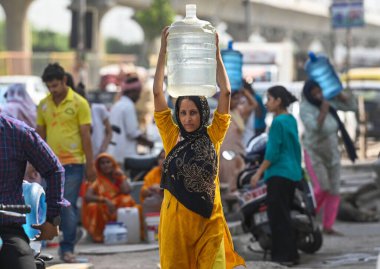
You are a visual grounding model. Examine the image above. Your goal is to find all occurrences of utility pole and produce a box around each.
[76,0,87,84]
[345,27,351,90]
[243,0,252,41]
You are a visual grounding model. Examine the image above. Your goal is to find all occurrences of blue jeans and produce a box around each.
[59,164,84,255]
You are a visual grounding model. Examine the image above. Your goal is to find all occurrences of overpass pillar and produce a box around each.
[1,0,34,74]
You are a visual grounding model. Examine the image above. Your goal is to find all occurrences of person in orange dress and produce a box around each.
[140,150,165,203]
[82,153,136,242]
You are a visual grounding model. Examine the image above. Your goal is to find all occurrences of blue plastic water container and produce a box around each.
[304,51,343,99]
[221,41,243,91]
[22,181,47,239]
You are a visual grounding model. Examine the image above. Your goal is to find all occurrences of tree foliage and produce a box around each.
[106,37,141,54]
[32,29,70,52]
[134,0,175,42]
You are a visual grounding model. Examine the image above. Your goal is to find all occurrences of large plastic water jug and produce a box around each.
[221,41,243,91]
[167,4,217,97]
[103,222,128,245]
[22,181,47,239]
[116,207,140,243]
[304,51,343,99]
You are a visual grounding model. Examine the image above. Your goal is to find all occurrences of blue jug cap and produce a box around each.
[228,40,234,50]
[308,51,317,62]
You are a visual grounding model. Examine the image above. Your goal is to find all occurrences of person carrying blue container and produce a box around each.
[300,80,357,236]
[304,51,343,100]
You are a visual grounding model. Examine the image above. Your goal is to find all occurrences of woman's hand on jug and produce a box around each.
[160,26,170,54]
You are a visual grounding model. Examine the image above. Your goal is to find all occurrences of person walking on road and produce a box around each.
[300,80,357,236]
[107,75,154,166]
[37,63,96,263]
[250,85,301,266]
[219,81,257,194]
[153,26,245,269]
[2,83,42,183]
[73,83,113,158]
[0,114,68,269]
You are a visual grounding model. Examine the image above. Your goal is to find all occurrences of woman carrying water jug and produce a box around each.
[153,26,245,269]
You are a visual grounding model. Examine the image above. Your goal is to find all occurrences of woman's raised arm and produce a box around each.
[153,26,170,112]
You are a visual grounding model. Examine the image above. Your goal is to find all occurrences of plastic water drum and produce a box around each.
[103,222,128,245]
[167,4,217,97]
[145,212,160,243]
[22,181,47,239]
[221,40,243,91]
[117,207,140,243]
[304,51,343,99]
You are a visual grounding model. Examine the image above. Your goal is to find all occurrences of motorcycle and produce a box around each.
[222,133,323,257]
[123,149,163,205]
[0,204,53,269]
[124,155,159,182]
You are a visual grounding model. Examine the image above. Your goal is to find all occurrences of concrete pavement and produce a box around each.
[43,159,380,269]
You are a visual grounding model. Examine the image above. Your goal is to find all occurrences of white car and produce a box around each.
[0,76,49,107]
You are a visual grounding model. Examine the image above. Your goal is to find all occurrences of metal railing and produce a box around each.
[0,51,137,89]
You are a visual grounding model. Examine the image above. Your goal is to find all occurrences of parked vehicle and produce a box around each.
[0,204,53,269]
[222,133,323,257]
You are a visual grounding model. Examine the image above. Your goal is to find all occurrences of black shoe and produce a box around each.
[273,259,299,267]
[279,260,298,267]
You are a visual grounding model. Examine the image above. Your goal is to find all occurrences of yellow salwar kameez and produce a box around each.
[154,108,246,269]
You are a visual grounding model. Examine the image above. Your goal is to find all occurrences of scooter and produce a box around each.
[238,169,323,256]
[124,155,159,182]
[0,204,53,269]
[222,133,323,257]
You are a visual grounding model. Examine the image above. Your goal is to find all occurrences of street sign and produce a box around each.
[331,0,364,29]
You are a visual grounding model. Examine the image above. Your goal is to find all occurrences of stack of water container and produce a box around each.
[221,41,243,92]
[304,51,343,99]
[167,4,217,97]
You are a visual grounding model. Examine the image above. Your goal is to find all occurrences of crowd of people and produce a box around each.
[0,27,359,268]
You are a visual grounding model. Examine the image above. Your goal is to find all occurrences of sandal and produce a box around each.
[323,228,344,236]
[61,252,77,263]
[61,252,89,263]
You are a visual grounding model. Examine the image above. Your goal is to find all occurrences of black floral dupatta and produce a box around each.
[161,96,218,218]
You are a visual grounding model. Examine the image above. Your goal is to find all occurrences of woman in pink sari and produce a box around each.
[2,83,41,182]
[2,83,36,128]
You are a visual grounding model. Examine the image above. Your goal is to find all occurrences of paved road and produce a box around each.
[44,161,380,269]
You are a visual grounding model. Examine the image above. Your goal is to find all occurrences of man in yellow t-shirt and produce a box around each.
[37,63,96,263]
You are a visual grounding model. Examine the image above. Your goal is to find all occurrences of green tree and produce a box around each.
[106,37,141,55]
[134,0,175,66]
[32,29,70,52]
[0,20,5,51]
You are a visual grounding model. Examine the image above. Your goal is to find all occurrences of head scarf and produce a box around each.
[95,153,126,188]
[2,83,36,128]
[161,96,217,218]
[121,75,142,94]
[303,80,357,163]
